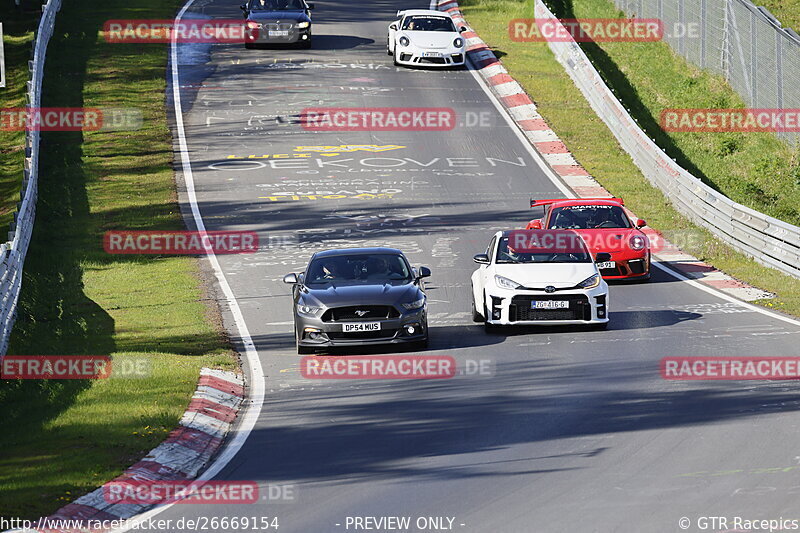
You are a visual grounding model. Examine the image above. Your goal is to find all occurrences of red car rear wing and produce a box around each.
[529,197,625,208]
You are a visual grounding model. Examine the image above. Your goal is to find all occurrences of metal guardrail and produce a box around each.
[0,0,62,356]
[534,0,800,280]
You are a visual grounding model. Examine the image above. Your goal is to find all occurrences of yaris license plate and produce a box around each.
[268,30,290,37]
[596,261,616,269]
[342,322,381,332]
[423,52,442,57]
[531,301,569,310]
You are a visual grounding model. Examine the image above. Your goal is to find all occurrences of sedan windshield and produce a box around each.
[548,205,631,229]
[401,16,456,32]
[248,0,305,10]
[495,237,591,264]
[306,254,413,284]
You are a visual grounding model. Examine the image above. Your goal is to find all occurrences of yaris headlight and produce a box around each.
[495,275,522,290]
[402,298,426,310]
[297,21,310,28]
[454,37,464,48]
[296,303,323,317]
[399,35,410,47]
[577,274,601,289]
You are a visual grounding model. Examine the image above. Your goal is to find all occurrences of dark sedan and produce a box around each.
[283,248,431,354]
[241,0,314,49]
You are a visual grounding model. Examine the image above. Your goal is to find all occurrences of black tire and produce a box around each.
[471,298,484,322]
[300,39,312,49]
[410,337,429,351]
[245,42,256,49]
[296,331,314,354]
[590,322,609,331]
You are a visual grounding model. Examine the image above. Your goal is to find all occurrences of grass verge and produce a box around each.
[458,0,800,316]
[0,0,235,520]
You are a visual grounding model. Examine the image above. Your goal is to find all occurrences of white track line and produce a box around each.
[110,1,266,530]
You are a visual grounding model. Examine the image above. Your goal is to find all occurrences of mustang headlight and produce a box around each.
[402,298,426,310]
[399,36,410,47]
[495,275,522,290]
[296,303,323,317]
[454,37,464,48]
[629,234,647,251]
[297,21,310,28]
[577,274,601,289]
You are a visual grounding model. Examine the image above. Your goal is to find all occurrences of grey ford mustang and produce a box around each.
[283,248,431,354]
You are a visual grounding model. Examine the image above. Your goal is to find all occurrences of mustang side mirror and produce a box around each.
[389,22,398,30]
[240,4,247,10]
[595,253,612,263]
[283,273,298,284]
[460,26,468,32]
[418,266,432,279]
[636,219,646,228]
[527,219,543,230]
[307,2,315,9]
[473,254,490,265]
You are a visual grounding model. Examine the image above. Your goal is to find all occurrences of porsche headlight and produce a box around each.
[577,274,601,289]
[495,275,522,290]
[630,234,647,251]
[399,36,410,47]
[246,21,260,29]
[297,21,310,28]
[402,298,426,310]
[454,37,464,48]
[296,303,323,317]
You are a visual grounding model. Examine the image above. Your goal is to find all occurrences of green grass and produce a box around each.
[0,9,37,238]
[458,0,800,316]
[0,0,235,520]
[760,1,800,32]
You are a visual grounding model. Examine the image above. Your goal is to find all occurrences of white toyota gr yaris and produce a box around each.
[388,9,468,68]
[471,230,611,330]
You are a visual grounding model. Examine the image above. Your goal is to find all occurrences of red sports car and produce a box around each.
[526,198,650,280]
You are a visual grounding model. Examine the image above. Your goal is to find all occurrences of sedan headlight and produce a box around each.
[296,303,323,317]
[495,275,522,290]
[629,234,647,251]
[297,21,310,28]
[399,36,410,47]
[246,21,260,29]
[401,298,426,310]
[577,274,601,289]
[454,37,464,48]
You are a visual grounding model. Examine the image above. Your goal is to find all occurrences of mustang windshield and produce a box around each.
[496,237,591,264]
[401,16,456,32]
[548,205,631,229]
[306,254,413,284]
[248,0,305,10]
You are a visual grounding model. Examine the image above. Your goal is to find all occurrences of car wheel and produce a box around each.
[387,43,393,56]
[245,42,255,49]
[590,322,609,331]
[471,298,484,322]
[300,39,312,49]
[296,332,314,354]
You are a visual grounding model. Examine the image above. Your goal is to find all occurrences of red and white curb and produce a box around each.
[438,0,774,302]
[43,368,244,528]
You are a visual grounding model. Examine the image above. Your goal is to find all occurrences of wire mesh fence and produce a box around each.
[611,0,800,143]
